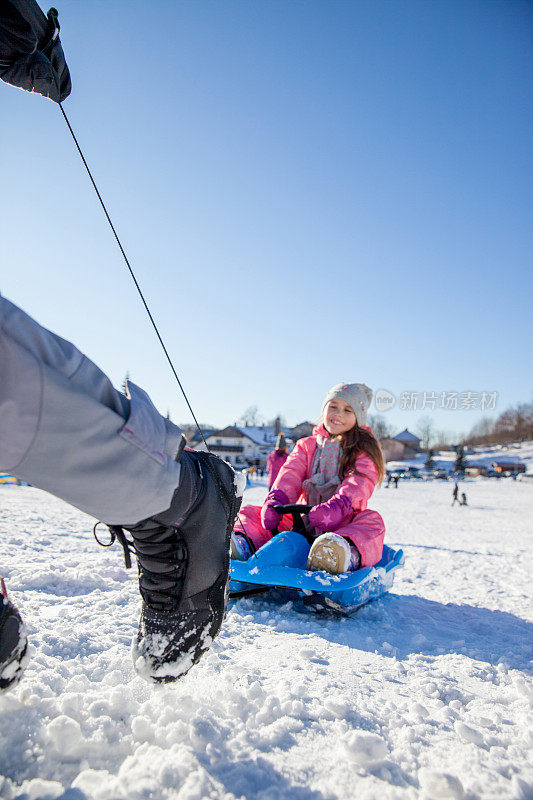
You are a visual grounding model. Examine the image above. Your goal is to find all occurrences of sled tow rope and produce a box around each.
[58,102,209,451]
[59,102,256,550]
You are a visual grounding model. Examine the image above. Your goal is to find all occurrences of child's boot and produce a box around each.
[230,532,255,561]
[306,533,360,574]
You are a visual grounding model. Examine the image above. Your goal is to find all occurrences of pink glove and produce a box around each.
[261,488,290,531]
[308,494,353,532]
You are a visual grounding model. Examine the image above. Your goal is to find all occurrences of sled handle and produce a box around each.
[273,504,313,515]
[272,504,314,538]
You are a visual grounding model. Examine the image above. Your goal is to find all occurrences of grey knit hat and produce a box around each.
[321,383,373,428]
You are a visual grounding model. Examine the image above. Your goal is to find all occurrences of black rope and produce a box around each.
[58,102,259,545]
[58,102,209,451]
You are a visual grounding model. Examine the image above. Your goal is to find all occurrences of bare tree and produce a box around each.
[433,429,454,449]
[494,409,515,437]
[179,422,217,443]
[463,398,533,446]
[417,415,435,451]
[367,414,393,440]
[514,402,533,441]
[465,417,494,443]
[267,414,287,434]
[238,405,262,427]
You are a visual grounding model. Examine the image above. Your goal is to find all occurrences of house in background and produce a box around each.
[290,421,314,440]
[192,425,294,469]
[465,462,489,477]
[380,428,421,462]
[186,428,217,448]
[189,418,316,468]
[393,429,421,450]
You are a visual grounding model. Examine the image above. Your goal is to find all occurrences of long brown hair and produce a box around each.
[338,423,386,484]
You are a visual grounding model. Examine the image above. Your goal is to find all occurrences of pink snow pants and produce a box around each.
[234,504,385,568]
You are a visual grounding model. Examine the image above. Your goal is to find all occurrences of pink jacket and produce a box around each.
[272,424,378,512]
[267,449,289,488]
[270,424,384,566]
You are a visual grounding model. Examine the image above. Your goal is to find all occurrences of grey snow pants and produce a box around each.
[0,294,184,525]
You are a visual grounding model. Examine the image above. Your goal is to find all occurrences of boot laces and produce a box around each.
[93,522,188,608]
[94,523,135,568]
[93,452,237,609]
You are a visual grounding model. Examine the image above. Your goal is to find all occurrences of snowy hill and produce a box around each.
[0,478,532,799]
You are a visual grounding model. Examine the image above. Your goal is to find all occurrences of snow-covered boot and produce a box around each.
[0,578,29,693]
[306,533,361,574]
[104,451,244,682]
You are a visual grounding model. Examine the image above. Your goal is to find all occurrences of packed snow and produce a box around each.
[0,475,532,800]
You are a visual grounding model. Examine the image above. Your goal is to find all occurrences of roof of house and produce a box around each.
[393,428,421,443]
[187,428,217,444]
[206,426,243,439]
[206,425,293,447]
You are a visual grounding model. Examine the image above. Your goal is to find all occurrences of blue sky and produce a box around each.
[2,0,532,440]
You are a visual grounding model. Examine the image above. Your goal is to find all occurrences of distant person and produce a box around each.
[231,383,386,575]
[452,482,459,506]
[460,492,468,506]
[393,475,399,488]
[267,433,289,488]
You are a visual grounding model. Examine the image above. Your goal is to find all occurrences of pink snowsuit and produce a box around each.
[235,424,385,567]
[267,449,289,488]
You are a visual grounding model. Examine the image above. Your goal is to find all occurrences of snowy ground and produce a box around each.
[0,478,532,800]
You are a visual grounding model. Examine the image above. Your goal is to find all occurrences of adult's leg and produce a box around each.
[0,294,242,683]
[0,293,184,524]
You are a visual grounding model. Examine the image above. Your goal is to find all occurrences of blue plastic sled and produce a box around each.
[230,530,404,614]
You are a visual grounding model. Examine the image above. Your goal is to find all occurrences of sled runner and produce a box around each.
[230,505,404,614]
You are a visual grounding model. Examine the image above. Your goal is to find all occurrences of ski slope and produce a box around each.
[0,477,531,800]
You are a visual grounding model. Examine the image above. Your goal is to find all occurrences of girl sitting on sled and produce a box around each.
[231,383,386,574]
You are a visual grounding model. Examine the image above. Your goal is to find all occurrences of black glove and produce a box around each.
[0,1,71,103]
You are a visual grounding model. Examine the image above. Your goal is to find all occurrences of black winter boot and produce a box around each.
[102,451,244,683]
[0,579,29,693]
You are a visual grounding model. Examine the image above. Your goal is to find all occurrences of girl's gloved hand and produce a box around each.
[308,494,352,532]
[261,488,290,530]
